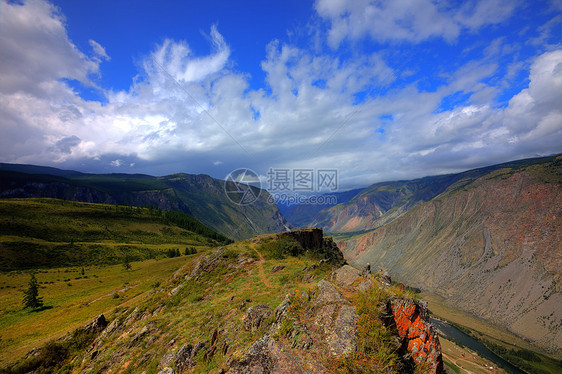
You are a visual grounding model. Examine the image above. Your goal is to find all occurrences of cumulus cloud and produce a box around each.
[315,0,517,48]
[0,0,560,189]
[0,0,100,95]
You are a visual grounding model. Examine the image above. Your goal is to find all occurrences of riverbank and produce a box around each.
[421,292,562,374]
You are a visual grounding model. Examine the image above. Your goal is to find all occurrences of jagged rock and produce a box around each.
[192,340,208,359]
[389,298,444,374]
[159,352,174,368]
[169,284,183,296]
[273,294,291,323]
[227,256,255,269]
[328,305,357,355]
[322,236,346,265]
[315,304,338,327]
[244,304,273,331]
[185,248,225,282]
[127,324,153,348]
[152,303,166,316]
[381,271,391,286]
[314,280,350,305]
[302,263,318,273]
[204,344,217,362]
[124,307,141,326]
[221,341,229,355]
[271,265,285,273]
[83,314,107,332]
[334,265,360,288]
[315,304,358,356]
[280,228,324,251]
[158,367,175,374]
[210,328,219,346]
[287,322,314,350]
[174,343,194,373]
[227,335,305,374]
[361,263,371,276]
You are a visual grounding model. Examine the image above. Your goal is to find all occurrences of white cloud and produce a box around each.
[89,39,110,61]
[504,49,562,138]
[315,0,517,48]
[0,0,100,95]
[0,0,560,189]
[147,25,229,85]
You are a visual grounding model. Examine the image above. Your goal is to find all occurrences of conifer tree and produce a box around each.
[123,256,132,271]
[23,273,44,310]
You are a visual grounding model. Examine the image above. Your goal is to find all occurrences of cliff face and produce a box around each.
[340,162,562,355]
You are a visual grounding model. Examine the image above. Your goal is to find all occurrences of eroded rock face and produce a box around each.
[389,298,444,374]
[314,279,350,305]
[174,343,194,373]
[244,304,273,332]
[228,335,305,374]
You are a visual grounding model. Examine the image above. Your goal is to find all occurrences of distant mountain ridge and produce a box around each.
[286,155,561,235]
[0,164,290,241]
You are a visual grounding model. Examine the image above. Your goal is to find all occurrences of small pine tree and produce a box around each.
[23,273,44,310]
[81,267,85,276]
[175,248,180,257]
[122,256,132,271]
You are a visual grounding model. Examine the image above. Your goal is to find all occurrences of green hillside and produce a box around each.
[0,199,230,271]
[0,164,291,241]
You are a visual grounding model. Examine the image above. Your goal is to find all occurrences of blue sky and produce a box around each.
[0,0,561,190]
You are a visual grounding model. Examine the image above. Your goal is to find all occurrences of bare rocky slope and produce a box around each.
[287,155,559,235]
[2,229,444,374]
[339,158,562,356]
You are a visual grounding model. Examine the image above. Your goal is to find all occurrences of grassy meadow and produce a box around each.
[0,198,222,366]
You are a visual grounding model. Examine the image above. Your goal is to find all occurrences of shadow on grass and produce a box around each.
[28,305,53,312]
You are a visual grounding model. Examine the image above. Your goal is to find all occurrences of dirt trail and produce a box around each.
[88,283,140,305]
[251,245,277,289]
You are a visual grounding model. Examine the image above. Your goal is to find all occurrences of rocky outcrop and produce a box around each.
[228,335,306,374]
[279,228,324,251]
[227,265,443,373]
[389,299,444,374]
[244,304,273,332]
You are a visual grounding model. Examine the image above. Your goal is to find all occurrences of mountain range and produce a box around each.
[1,155,560,360]
[0,164,290,241]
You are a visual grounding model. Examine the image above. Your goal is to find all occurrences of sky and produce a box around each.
[0,0,561,191]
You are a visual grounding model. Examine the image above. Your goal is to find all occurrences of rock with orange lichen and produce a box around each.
[389,298,444,374]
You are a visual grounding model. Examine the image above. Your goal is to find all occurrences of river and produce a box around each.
[431,318,526,374]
